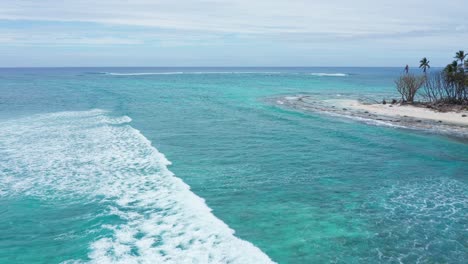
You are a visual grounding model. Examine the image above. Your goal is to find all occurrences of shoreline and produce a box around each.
[327,99,468,126]
[273,95,468,138]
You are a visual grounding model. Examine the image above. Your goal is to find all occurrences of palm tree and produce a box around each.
[448,60,459,78]
[445,64,455,74]
[419,57,430,74]
[444,63,457,84]
[454,50,466,66]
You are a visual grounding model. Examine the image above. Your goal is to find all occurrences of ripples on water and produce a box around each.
[0,110,273,263]
[0,68,466,263]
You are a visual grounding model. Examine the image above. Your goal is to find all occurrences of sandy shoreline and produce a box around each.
[327,99,468,126]
[272,95,468,138]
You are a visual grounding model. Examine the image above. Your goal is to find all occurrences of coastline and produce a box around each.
[327,99,468,126]
[273,95,468,138]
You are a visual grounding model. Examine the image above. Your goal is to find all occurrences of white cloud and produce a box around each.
[0,0,467,66]
[1,0,466,36]
[0,35,142,46]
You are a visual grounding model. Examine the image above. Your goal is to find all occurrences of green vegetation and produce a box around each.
[396,50,468,106]
[419,57,430,74]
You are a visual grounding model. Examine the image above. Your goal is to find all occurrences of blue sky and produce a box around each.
[1,0,467,67]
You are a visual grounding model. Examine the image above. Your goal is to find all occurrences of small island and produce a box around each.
[274,50,468,138]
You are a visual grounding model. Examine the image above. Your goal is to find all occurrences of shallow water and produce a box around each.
[0,67,467,263]
[271,94,468,139]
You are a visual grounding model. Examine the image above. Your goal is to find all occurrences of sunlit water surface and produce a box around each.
[0,68,466,263]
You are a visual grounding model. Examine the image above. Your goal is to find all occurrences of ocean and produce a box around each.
[0,67,466,263]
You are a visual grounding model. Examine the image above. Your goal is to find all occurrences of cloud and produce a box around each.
[1,0,466,36]
[0,33,142,46]
[0,0,467,66]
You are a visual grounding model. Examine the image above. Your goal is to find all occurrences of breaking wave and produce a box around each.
[100,72,348,77]
[102,72,281,76]
[308,73,348,77]
[0,110,273,263]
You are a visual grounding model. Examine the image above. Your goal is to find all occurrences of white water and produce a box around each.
[103,72,348,76]
[104,72,281,76]
[0,110,273,263]
[308,73,348,77]
[105,72,185,75]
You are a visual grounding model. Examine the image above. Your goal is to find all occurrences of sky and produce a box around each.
[0,0,467,67]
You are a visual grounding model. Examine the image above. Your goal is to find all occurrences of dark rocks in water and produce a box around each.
[462,114,467,117]
[403,115,408,117]
[426,105,432,109]
[343,108,348,110]
[416,120,422,122]
[438,120,443,123]
[382,99,387,105]
[364,111,369,114]
[391,99,397,104]
[389,105,393,107]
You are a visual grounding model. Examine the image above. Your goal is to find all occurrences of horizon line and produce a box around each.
[0,66,446,69]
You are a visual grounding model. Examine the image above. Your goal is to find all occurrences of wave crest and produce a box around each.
[99,71,348,77]
[0,110,273,263]
[309,73,348,77]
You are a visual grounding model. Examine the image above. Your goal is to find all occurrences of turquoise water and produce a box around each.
[0,68,466,263]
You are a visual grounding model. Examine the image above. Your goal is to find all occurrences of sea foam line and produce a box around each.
[103,71,281,76]
[0,110,274,264]
[101,72,348,76]
[308,73,348,77]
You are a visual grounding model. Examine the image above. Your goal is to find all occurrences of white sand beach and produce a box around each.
[327,99,468,126]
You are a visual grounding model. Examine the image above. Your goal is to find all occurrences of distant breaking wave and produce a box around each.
[0,110,274,264]
[308,73,348,77]
[102,72,281,76]
[104,72,184,75]
[100,72,348,76]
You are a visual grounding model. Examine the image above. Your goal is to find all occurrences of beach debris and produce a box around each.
[382,99,387,105]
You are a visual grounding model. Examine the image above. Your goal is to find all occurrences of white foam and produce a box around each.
[309,73,348,77]
[0,110,274,264]
[189,72,281,75]
[103,72,348,77]
[365,177,468,262]
[105,72,185,76]
[104,72,281,76]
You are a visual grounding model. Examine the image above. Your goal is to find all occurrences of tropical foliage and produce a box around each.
[419,57,430,73]
[397,50,467,104]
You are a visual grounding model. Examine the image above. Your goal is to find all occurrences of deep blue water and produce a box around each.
[0,67,466,263]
